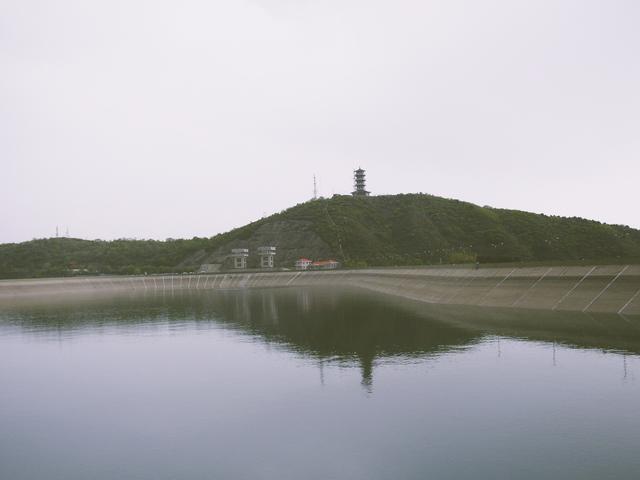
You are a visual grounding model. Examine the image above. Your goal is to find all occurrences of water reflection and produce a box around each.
[2,288,640,480]
[2,287,640,390]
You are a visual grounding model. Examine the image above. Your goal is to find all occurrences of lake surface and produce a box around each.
[1,287,640,479]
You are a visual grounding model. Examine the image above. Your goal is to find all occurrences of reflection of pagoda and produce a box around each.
[358,352,374,393]
[351,168,370,197]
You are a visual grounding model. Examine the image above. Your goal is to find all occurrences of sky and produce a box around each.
[2,0,639,244]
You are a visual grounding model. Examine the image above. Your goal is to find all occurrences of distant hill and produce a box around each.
[2,193,640,279]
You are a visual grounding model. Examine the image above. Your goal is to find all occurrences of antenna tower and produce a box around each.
[313,174,318,200]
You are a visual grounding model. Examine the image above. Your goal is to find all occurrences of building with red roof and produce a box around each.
[311,259,340,270]
[295,258,313,270]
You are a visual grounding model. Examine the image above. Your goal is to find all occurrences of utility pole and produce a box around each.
[55,225,59,238]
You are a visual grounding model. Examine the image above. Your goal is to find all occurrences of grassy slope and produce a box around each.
[1,193,639,278]
[316,194,640,265]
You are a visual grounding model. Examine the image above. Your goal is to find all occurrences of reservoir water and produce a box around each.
[1,287,639,479]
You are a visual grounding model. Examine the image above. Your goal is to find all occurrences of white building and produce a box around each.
[295,258,312,270]
[230,248,249,269]
[257,246,276,268]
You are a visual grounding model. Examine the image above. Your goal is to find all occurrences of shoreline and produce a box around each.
[1,265,639,316]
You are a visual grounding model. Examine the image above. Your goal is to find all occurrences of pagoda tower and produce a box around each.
[351,168,370,197]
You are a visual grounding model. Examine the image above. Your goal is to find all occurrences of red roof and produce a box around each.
[312,259,338,265]
[297,258,312,262]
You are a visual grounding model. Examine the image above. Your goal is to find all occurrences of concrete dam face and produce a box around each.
[1,265,639,316]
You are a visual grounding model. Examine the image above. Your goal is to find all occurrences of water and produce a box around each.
[1,288,639,479]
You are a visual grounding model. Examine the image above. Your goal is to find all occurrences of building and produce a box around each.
[295,258,313,270]
[257,246,276,268]
[199,263,221,273]
[230,248,249,269]
[351,168,370,197]
[311,259,340,270]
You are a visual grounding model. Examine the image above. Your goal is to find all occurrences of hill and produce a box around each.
[2,193,640,279]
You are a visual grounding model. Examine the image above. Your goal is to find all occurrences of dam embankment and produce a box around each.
[1,265,639,316]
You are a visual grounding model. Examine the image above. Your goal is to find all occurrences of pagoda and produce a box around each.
[351,168,370,197]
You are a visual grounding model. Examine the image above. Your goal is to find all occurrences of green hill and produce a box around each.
[2,193,640,279]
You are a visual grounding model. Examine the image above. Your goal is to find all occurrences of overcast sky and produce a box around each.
[2,0,639,243]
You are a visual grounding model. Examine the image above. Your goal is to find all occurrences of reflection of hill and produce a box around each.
[3,287,640,387]
[0,288,479,357]
[388,299,640,356]
[207,288,478,358]
[200,288,481,388]
[0,288,480,389]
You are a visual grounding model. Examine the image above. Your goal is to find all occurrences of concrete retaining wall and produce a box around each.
[1,265,639,315]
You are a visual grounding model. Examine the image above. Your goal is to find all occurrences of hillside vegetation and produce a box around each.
[2,194,640,279]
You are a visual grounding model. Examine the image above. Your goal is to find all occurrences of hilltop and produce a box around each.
[2,193,640,279]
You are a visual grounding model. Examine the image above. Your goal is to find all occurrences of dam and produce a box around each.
[1,265,639,316]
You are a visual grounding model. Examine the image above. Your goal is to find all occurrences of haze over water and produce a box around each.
[1,288,639,479]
